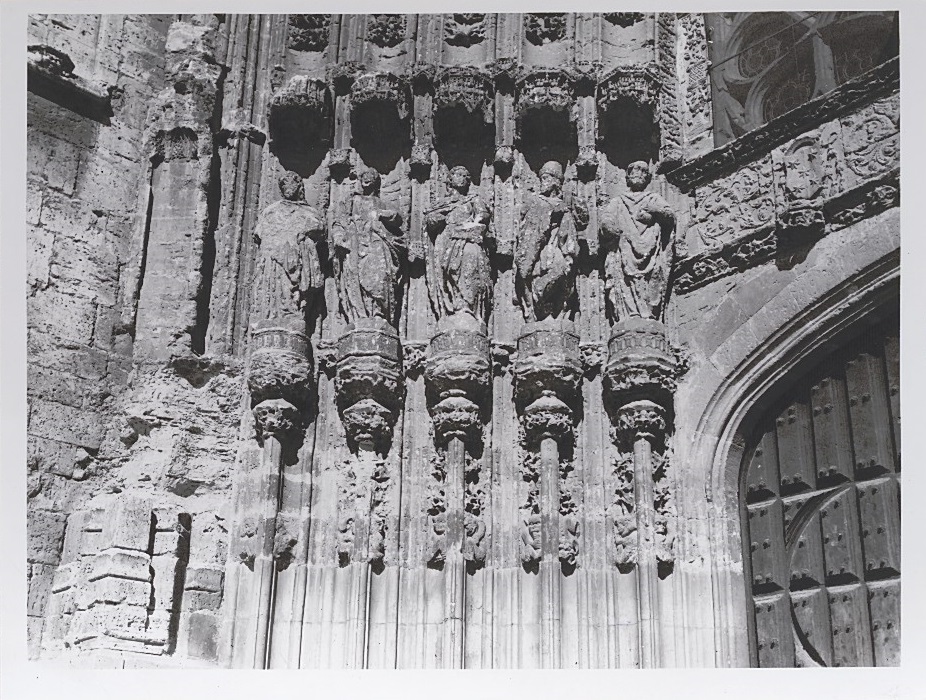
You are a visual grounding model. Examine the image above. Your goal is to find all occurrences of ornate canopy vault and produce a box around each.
[25,12,899,669]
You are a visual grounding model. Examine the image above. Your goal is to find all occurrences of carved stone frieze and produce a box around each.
[287,14,330,52]
[688,155,775,251]
[674,229,777,293]
[825,171,899,228]
[366,14,406,49]
[524,13,567,45]
[679,14,711,135]
[444,13,488,48]
[655,14,683,167]
[841,94,899,182]
[665,58,899,191]
[350,72,410,121]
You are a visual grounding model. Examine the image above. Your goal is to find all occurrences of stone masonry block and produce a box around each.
[184,564,223,593]
[28,398,103,449]
[28,616,45,660]
[28,289,97,346]
[51,561,80,593]
[183,611,218,661]
[101,495,154,551]
[28,509,67,565]
[87,548,152,582]
[27,225,54,293]
[90,576,152,607]
[28,364,93,410]
[28,563,56,616]
[150,555,181,612]
[182,589,222,613]
[27,330,109,381]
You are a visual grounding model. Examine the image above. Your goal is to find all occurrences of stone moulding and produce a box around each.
[28,44,113,123]
[674,169,900,294]
[665,58,899,191]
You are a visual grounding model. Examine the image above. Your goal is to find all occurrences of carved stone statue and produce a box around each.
[600,161,677,323]
[515,161,587,322]
[250,171,326,326]
[425,165,493,324]
[330,168,406,325]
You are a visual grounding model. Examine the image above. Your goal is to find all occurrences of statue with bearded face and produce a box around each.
[329,167,406,325]
[250,171,326,327]
[515,161,588,322]
[599,161,677,323]
[424,165,493,325]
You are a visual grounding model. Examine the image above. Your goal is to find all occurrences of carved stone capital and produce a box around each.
[253,398,302,442]
[604,318,677,409]
[247,324,312,407]
[615,400,666,447]
[425,322,491,447]
[350,72,410,121]
[580,342,605,375]
[314,339,338,376]
[494,145,515,178]
[514,323,582,407]
[287,14,331,52]
[335,320,402,450]
[491,341,516,375]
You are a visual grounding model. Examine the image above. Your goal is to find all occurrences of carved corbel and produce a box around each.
[268,75,332,149]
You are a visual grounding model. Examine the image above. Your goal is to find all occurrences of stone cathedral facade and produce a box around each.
[25,12,899,668]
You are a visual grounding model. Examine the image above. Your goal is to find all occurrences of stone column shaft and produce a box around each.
[442,435,466,669]
[539,435,562,666]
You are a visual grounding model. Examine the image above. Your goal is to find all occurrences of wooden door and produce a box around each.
[742,314,899,667]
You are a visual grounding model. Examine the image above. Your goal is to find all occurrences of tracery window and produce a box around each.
[706,12,898,146]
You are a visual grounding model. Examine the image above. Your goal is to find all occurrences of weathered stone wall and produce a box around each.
[25,13,899,669]
[26,14,174,660]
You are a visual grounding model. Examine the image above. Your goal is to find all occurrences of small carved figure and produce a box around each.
[600,161,677,323]
[516,161,587,322]
[330,168,406,325]
[463,514,487,564]
[425,166,493,324]
[250,172,326,326]
[519,511,542,563]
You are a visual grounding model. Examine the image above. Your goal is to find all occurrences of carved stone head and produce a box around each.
[625,161,652,192]
[449,165,472,193]
[539,160,563,196]
[359,167,381,195]
[279,171,305,201]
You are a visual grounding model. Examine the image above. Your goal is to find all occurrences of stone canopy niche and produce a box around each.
[432,67,494,182]
[597,66,660,168]
[516,70,579,171]
[349,72,411,174]
[268,76,332,177]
